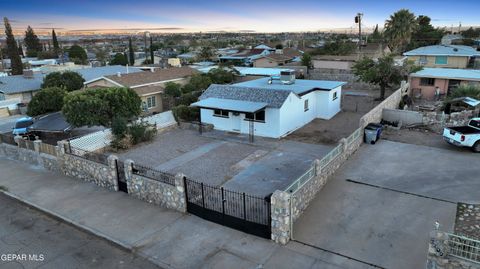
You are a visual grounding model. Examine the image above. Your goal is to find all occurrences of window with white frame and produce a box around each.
[245,110,265,122]
[146,96,156,108]
[304,99,309,111]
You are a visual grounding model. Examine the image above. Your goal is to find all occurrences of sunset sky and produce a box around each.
[2,0,479,34]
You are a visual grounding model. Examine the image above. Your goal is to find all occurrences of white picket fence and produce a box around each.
[69,111,176,152]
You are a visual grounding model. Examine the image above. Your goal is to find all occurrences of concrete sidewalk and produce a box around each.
[0,157,373,269]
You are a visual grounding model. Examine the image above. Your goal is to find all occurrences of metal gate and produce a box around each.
[184,178,271,238]
[115,160,128,193]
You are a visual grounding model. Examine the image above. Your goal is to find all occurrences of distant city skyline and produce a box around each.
[2,0,479,35]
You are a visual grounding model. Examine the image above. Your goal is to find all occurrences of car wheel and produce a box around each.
[473,141,480,153]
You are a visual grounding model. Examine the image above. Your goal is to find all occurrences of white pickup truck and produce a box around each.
[443,118,480,152]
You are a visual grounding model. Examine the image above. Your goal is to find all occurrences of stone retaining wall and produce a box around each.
[0,141,59,172]
[124,160,186,213]
[271,131,364,245]
[427,231,479,269]
[422,110,479,132]
[58,141,119,191]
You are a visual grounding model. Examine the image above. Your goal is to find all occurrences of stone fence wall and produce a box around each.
[427,230,480,269]
[271,128,364,245]
[123,160,186,212]
[309,69,372,91]
[57,141,119,191]
[359,81,409,128]
[0,140,59,172]
[423,110,479,131]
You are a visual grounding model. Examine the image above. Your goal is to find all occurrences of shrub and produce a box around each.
[27,87,66,116]
[110,120,157,150]
[164,82,182,98]
[172,105,200,122]
[111,117,128,138]
[176,92,198,106]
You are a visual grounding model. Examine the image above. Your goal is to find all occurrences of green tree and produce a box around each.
[68,45,88,64]
[3,17,23,75]
[182,74,212,94]
[27,87,66,116]
[52,29,60,53]
[407,15,445,50]
[461,27,480,39]
[311,41,356,56]
[164,82,182,97]
[198,46,214,61]
[42,71,85,91]
[208,68,235,84]
[18,41,24,57]
[128,37,135,66]
[109,53,128,66]
[24,26,42,57]
[150,35,154,64]
[448,85,480,100]
[352,55,421,100]
[301,53,313,69]
[384,9,418,53]
[370,24,383,43]
[62,87,141,127]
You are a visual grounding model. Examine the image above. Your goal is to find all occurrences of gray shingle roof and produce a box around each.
[0,65,142,95]
[200,84,292,108]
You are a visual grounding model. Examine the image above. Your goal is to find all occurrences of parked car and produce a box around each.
[443,118,480,152]
[12,117,34,136]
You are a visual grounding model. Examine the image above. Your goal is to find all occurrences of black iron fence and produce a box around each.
[65,143,109,165]
[0,133,16,146]
[131,163,176,186]
[185,178,271,238]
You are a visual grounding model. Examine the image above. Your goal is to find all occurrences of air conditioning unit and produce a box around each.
[280,70,295,85]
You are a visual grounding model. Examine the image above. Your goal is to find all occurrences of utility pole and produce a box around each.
[355,13,363,50]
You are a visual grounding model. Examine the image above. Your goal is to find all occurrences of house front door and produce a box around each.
[231,112,242,133]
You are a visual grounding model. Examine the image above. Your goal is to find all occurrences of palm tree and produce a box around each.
[384,9,417,54]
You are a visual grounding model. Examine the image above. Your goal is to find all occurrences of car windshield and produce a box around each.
[469,120,480,129]
[14,120,33,129]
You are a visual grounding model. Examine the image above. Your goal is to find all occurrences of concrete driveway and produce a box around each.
[292,140,480,269]
[342,140,480,203]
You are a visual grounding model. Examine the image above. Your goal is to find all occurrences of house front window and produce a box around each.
[304,99,309,111]
[419,56,428,65]
[420,78,435,86]
[213,109,229,117]
[146,96,156,108]
[245,110,265,122]
[435,56,448,65]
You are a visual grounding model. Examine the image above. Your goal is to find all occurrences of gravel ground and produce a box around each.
[114,128,214,167]
[169,142,259,185]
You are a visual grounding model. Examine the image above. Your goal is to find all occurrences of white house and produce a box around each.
[191,71,345,138]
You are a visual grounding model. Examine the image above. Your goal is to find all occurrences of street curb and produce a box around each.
[0,190,133,253]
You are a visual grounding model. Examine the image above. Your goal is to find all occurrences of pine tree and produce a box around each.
[24,26,42,57]
[3,17,23,75]
[150,35,154,64]
[128,38,135,66]
[18,41,24,57]
[52,29,60,51]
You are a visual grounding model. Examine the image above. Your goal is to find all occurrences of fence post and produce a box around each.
[124,159,134,193]
[56,140,68,173]
[270,190,291,245]
[107,155,119,192]
[174,173,187,213]
[221,187,225,216]
[201,182,205,208]
[243,192,247,220]
[33,140,42,166]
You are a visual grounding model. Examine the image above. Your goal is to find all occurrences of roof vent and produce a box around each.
[117,72,121,77]
[280,70,295,85]
[453,48,458,52]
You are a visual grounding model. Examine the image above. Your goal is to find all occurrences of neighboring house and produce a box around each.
[0,65,142,104]
[253,48,303,68]
[441,34,464,45]
[403,45,480,69]
[85,67,198,114]
[409,68,480,100]
[219,48,271,66]
[191,71,345,138]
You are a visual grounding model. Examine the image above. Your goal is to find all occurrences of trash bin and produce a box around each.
[364,123,383,144]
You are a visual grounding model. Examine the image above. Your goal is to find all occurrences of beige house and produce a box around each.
[85,67,198,114]
[404,45,480,69]
[252,48,302,68]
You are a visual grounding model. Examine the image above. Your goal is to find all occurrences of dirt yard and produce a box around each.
[286,92,387,145]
